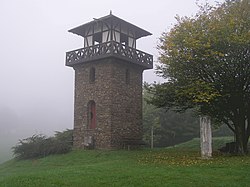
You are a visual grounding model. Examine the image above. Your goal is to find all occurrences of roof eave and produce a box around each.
[68,14,152,39]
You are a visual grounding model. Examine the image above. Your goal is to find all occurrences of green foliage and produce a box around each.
[150,0,250,154]
[1,143,250,187]
[143,87,232,148]
[143,87,200,147]
[12,129,73,160]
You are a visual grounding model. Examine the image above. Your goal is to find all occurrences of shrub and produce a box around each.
[12,129,73,159]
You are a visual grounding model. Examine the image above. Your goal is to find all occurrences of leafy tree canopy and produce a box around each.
[143,86,200,147]
[148,0,250,154]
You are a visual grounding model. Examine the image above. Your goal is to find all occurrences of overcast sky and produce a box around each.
[0,0,223,161]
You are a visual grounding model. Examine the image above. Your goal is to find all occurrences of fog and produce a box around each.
[0,0,222,163]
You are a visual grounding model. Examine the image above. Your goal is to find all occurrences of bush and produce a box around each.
[12,129,73,159]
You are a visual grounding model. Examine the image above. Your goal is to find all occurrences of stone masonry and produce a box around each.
[73,57,143,149]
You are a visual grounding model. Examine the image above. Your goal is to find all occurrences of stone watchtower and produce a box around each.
[66,13,153,149]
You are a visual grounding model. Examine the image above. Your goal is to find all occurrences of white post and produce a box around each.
[200,116,212,159]
[150,126,154,149]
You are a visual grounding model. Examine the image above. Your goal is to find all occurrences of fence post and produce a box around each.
[200,116,212,159]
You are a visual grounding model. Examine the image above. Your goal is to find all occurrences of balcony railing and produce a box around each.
[66,41,153,69]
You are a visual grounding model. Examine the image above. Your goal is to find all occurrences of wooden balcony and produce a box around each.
[66,41,153,69]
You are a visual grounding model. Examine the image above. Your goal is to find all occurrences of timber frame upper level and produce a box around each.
[66,13,153,69]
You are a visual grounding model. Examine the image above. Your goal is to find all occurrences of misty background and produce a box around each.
[0,0,222,163]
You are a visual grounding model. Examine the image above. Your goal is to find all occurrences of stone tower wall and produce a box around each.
[109,60,143,148]
[73,57,143,149]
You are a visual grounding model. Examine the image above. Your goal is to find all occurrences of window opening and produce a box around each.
[120,33,128,46]
[89,67,95,83]
[93,32,102,45]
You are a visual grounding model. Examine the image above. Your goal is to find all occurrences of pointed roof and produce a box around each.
[69,13,152,39]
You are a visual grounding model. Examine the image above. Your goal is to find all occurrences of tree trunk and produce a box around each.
[233,109,249,155]
[200,116,212,159]
[235,124,248,155]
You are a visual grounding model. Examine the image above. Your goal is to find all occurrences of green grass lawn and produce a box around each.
[0,137,249,187]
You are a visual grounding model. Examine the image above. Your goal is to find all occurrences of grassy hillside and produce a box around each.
[174,136,234,151]
[0,137,249,187]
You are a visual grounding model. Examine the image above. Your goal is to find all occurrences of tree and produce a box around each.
[148,0,250,154]
[143,86,199,147]
[143,89,161,148]
[12,129,73,159]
